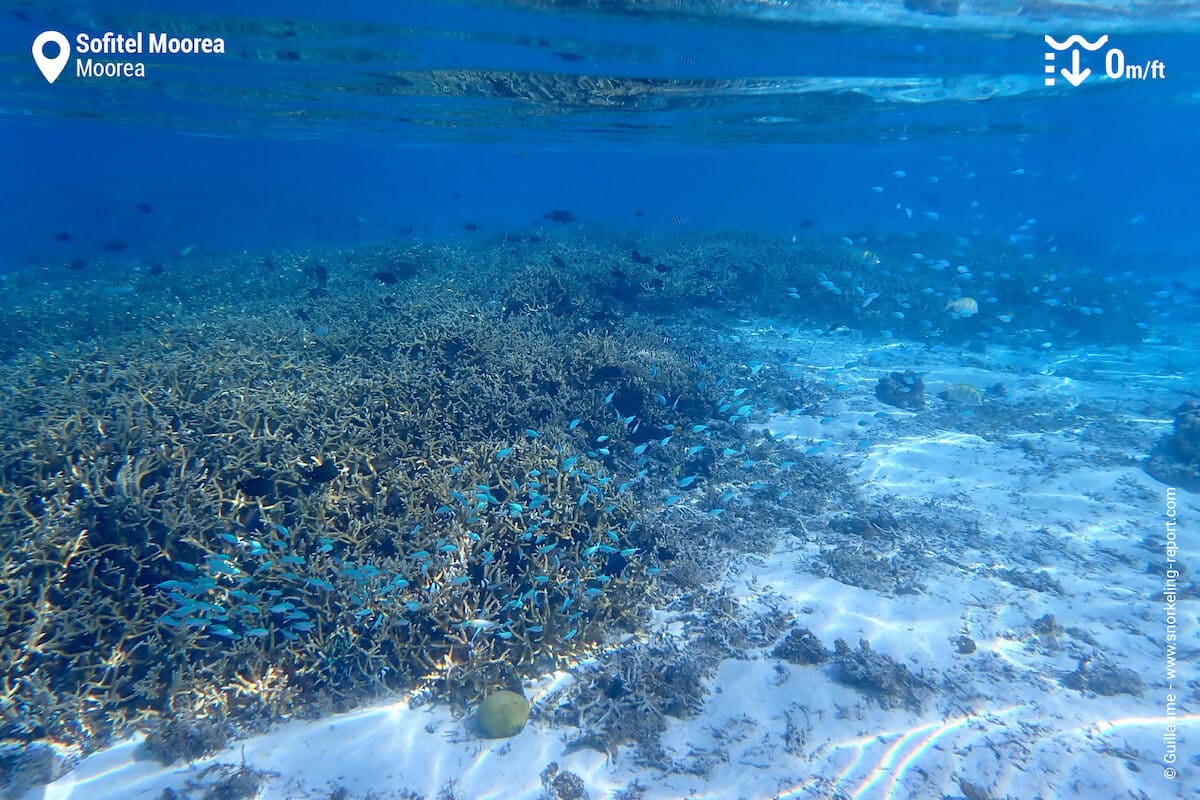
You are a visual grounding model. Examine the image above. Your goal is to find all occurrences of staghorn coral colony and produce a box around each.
[0,232,829,755]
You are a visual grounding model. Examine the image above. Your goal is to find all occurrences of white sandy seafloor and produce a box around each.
[27,323,1200,800]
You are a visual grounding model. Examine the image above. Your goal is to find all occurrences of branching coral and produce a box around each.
[0,250,789,752]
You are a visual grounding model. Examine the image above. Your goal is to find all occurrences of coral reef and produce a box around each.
[1062,655,1146,697]
[833,638,932,711]
[816,501,958,595]
[159,761,275,800]
[1145,400,1200,492]
[772,627,829,665]
[0,742,74,799]
[0,235,831,754]
[141,717,234,765]
[2,227,1163,764]
[874,370,925,410]
[541,762,590,800]
[0,297,673,747]
[547,640,712,763]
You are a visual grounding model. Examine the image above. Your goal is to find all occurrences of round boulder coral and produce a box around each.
[475,690,530,738]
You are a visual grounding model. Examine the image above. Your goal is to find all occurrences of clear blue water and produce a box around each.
[2,3,1199,799]
[3,2,1197,269]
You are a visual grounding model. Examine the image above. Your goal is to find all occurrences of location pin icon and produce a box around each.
[32,31,70,84]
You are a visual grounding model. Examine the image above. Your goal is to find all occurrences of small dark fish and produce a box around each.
[634,209,645,217]
[653,262,671,274]
[147,263,165,276]
[237,475,274,497]
[462,222,479,231]
[631,250,652,264]
[52,232,71,242]
[544,209,576,223]
[372,270,398,285]
[799,219,814,228]
[554,51,584,62]
[551,255,566,267]
[136,203,153,214]
[504,234,523,243]
[66,259,88,271]
[528,234,542,243]
[103,239,128,252]
[308,264,328,285]
[302,460,339,483]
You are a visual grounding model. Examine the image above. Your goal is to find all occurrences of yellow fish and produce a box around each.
[942,383,983,405]
[946,297,979,317]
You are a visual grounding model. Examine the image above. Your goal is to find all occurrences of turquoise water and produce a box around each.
[2,3,1198,799]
